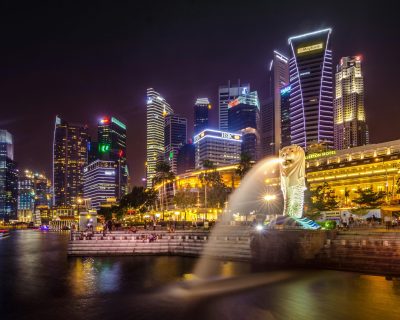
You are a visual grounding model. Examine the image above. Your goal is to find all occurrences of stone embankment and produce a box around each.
[316,230,400,275]
[68,226,251,261]
[68,226,400,275]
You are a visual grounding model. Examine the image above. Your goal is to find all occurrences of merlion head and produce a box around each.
[279,145,305,186]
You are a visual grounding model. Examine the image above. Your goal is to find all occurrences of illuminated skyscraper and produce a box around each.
[280,85,292,148]
[334,56,368,149]
[219,80,250,131]
[194,98,210,135]
[97,116,128,198]
[83,160,117,210]
[194,129,242,169]
[0,130,18,220]
[228,91,260,160]
[261,51,289,156]
[164,114,187,174]
[288,28,333,149]
[53,116,88,207]
[146,88,174,188]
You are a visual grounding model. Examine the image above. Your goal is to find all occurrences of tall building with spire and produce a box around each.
[146,88,173,188]
[288,28,334,149]
[194,98,210,135]
[53,116,88,207]
[261,51,289,157]
[334,56,368,149]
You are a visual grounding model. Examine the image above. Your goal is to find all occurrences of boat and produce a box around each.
[0,229,10,238]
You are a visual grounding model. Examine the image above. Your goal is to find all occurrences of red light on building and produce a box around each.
[100,117,110,124]
[118,150,124,158]
[228,99,239,108]
[355,55,362,61]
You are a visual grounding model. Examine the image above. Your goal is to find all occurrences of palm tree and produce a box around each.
[153,161,175,219]
[199,160,216,209]
[236,152,253,179]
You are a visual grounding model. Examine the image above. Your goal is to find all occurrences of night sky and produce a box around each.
[1,1,399,185]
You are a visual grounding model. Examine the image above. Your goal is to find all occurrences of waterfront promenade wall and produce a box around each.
[68,227,400,275]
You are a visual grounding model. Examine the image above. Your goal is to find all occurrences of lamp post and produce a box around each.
[263,194,276,223]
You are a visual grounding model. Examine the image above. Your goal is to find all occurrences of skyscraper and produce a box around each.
[18,170,51,222]
[53,116,88,207]
[164,114,187,174]
[194,129,242,169]
[280,85,292,148]
[176,142,195,174]
[0,130,18,220]
[261,51,290,156]
[288,28,334,149]
[83,160,117,210]
[218,80,250,131]
[228,91,260,160]
[334,56,368,149]
[146,88,174,188]
[194,98,211,135]
[97,116,128,198]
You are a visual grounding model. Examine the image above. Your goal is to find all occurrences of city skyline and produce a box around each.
[1,1,399,185]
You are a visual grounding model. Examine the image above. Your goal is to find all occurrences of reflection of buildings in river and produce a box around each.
[69,258,121,296]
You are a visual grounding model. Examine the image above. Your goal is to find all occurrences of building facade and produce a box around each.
[218,80,250,131]
[261,51,290,157]
[53,116,88,207]
[334,56,368,150]
[146,88,174,188]
[0,130,18,220]
[288,28,334,149]
[194,98,210,136]
[97,116,128,198]
[194,129,242,169]
[228,91,260,160]
[164,114,187,174]
[306,139,400,206]
[280,85,292,148]
[176,143,195,174]
[83,160,117,210]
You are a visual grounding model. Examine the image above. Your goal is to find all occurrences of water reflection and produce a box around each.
[1,231,400,320]
[69,258,122,296]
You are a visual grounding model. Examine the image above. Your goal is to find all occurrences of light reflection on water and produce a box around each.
[1,231,400,320]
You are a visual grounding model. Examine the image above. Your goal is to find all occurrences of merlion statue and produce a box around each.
[279,145,306,219]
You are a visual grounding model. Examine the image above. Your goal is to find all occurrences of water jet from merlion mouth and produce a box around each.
[193,145,320,279]
[193,156,283,279]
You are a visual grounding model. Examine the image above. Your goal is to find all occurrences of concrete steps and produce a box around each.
[68,229,252,260]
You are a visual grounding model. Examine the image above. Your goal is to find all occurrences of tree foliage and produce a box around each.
[235,152,253,178]
[174,185,197,210]
[199,160,230,208]
[353,187,386,208]
[119,186,157,213]
[309,182,339,211]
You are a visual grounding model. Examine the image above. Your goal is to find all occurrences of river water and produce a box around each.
[1,230,400,320]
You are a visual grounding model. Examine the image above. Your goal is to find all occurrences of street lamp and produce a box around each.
[263,194,276,202]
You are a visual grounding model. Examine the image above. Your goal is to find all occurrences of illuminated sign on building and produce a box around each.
[297,43,323,54]
[305,150,336,160]
[98,143,110,153]
[194,129,242,144]
[280,85,291,96]
[228,99,240,108]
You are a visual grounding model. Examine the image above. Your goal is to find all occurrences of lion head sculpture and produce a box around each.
[279,145,306,188]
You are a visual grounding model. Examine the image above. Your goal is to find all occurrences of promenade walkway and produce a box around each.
[68,226,252,261]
